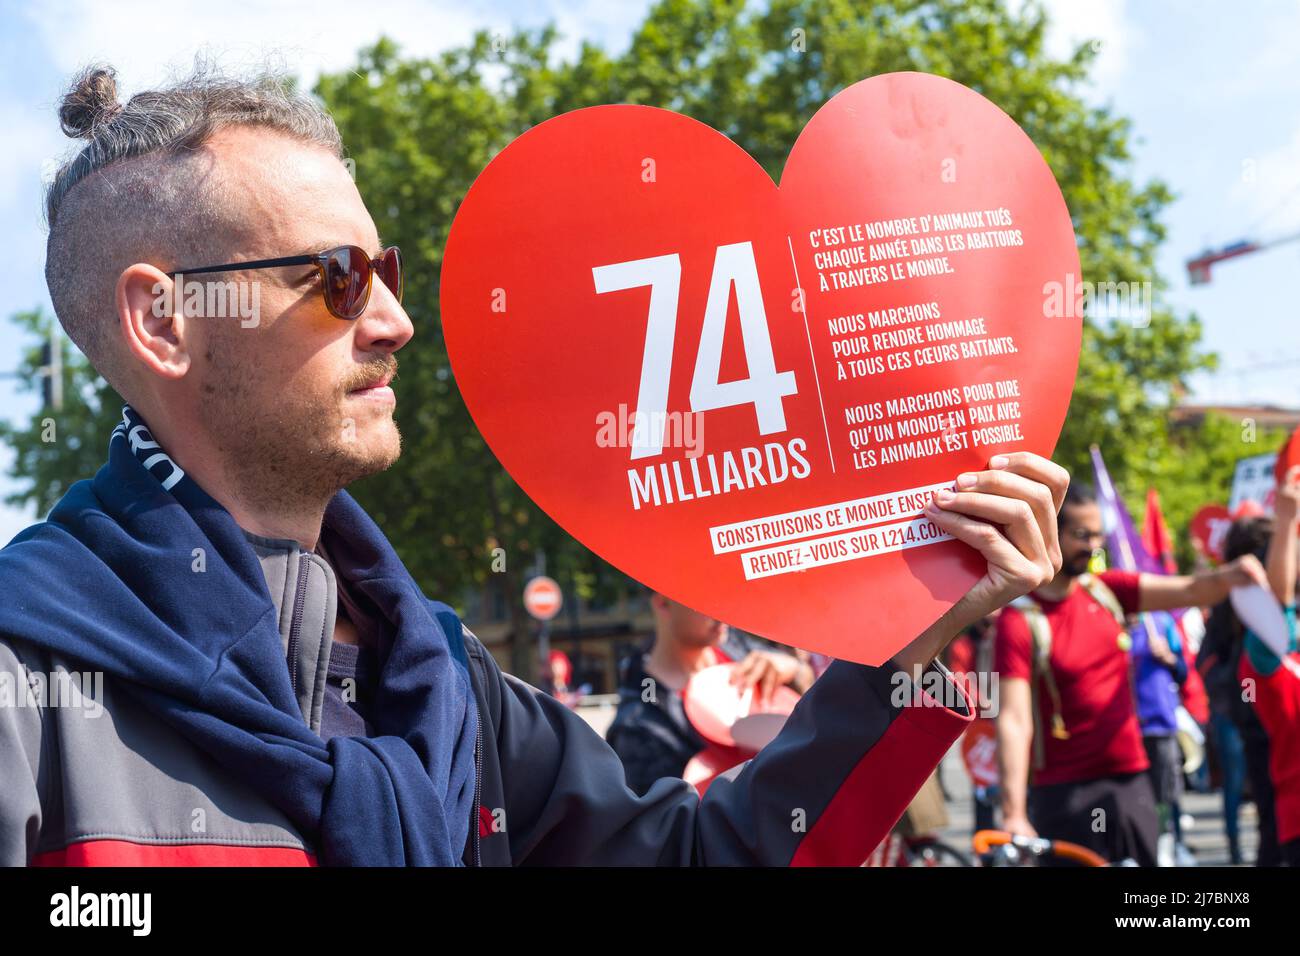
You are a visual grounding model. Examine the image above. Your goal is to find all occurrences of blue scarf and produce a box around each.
[0,406,478,865]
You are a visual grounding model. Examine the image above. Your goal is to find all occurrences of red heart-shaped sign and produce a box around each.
[1189,503,1231,562]
[441,72,1081,664]
[683,663,801,749]
[683,743,747,797]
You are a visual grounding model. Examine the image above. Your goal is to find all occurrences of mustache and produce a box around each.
[342,357,398,393]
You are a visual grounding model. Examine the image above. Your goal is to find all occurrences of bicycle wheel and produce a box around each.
[907,838,974,867]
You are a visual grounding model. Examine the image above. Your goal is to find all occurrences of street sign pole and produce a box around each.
[538,619,551,689]
[523,568,563,690]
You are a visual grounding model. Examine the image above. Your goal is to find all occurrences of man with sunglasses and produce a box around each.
[995,481,1265,865]
[1,65,1071,867]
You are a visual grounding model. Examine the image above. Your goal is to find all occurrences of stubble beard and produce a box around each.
[199,372,402,514]
[1062,553,1093,578]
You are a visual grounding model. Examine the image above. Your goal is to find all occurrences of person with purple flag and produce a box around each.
[1092,449,1194,862]
[996,455,1266,865]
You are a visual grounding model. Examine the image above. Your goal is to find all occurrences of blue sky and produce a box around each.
[1,0,1297,544]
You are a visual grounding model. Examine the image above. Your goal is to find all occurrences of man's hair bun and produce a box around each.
[59,65,122,138]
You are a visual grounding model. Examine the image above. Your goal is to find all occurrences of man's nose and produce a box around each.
[355,280,414,353]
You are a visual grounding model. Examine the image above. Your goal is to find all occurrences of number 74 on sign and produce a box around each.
[592,241,802,462]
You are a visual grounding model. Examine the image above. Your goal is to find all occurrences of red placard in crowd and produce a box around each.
[682,663,800,749]
[961,719,999,789]
[1276,428,1300,487]
[441,73,1082,664]
[1189,504,1233,562]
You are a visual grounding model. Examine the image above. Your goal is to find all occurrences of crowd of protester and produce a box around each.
[580,466,1300,867]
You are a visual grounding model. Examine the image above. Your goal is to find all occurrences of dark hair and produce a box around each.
[1058,479,1097,528]
[43,60,345,396]
[47,61,342,229]
[1062,480,1097,510]
[58,65,123,139]
[1224,516,1270,563]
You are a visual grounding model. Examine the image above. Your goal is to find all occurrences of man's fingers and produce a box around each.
[1239,554,1268,587]
[924,505,1045,590]
[945,467,1061,573]
[732,653,767,688]
[985,452,1070,513]
[933,487,1051,579]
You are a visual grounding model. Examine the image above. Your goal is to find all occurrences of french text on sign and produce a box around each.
[740,514,953,580]
[709,480,952,555]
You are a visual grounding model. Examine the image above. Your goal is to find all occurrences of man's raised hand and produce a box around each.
[925,451,1070,626]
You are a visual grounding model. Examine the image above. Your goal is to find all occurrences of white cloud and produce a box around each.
[1,0,657,550]
[1038,0,1135,96]
[17,0,649,95]
[539,0,647,61]
[0,100,67,212]
[14,0,654,194]
[18,0,487,87]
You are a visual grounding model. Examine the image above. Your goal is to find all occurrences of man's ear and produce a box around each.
[117,263,190,380]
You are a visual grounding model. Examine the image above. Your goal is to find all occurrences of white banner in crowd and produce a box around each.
[1229,452,1278,515]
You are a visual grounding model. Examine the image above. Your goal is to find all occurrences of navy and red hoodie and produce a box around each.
[0,407,971,866]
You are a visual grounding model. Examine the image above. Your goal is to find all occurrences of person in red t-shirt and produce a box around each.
[996,481,1265,865]
[1255,465,1300,866]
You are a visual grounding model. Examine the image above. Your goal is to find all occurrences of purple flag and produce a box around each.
[1091,444,1185,662]
[1089,445,1163,575]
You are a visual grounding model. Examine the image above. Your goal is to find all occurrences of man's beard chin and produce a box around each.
[1063,554,1093,578]
[205,400,401,504]
[315,419,402,490]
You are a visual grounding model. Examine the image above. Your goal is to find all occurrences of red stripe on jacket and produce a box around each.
[33,839,317,867]
[791,673,972,866]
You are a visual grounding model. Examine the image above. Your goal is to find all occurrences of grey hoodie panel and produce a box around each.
[0,638,44,866]
[0,531,337,865]
[0,635,310,864]
[242,533,336,734]
[299,552,335,734]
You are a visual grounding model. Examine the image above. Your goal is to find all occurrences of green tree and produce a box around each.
[0,309,123,516]
[1142,412,1288,571]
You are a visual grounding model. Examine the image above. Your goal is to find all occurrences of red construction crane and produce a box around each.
[1187,230,1300,285]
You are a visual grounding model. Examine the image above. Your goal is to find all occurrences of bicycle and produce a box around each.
[973,829,1129,867]
[864,830,974,866]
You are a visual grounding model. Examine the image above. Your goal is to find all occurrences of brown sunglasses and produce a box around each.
[166,245,403,320]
